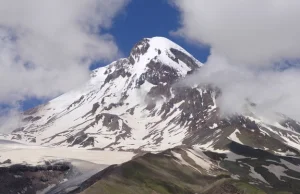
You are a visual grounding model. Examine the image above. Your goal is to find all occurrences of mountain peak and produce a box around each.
[130,36,193,60]
[128,36,203,77]
[146,36,187,50]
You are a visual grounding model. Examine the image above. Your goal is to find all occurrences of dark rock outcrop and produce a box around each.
[0,163,70,194]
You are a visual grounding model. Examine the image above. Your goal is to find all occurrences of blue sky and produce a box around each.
[20,0,210,111]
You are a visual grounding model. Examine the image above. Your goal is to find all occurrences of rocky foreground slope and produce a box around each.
[79,144,300,194]
[1,37,300,193]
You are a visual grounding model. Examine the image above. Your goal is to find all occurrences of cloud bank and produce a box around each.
[0,0,129,104]
[173,0,300,120]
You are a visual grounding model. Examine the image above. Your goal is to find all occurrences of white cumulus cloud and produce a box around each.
[173,0,300,66]
[0,0,130,104]
[173,0,300,120]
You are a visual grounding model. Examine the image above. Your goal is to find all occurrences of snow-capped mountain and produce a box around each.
[2,37,300,194]
[4,37,300,155]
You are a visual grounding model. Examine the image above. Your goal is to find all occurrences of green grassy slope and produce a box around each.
[80,151,266,194]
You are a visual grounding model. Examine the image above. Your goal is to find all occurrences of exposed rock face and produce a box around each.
[169,48,200,70]
[129,38,150,64]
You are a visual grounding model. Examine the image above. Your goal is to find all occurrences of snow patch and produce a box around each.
[228,129,243,145]
[263,164,300,181]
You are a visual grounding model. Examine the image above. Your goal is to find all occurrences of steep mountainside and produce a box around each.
[2,37,300,193]
[3,37,203,151]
